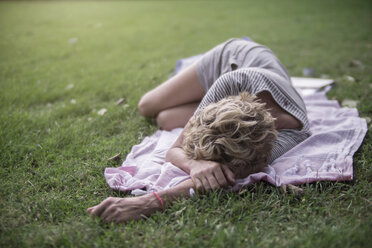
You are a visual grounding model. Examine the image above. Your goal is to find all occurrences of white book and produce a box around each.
[291,77,334,89]
[291,77,335,95]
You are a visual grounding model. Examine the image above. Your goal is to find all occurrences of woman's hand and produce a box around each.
[189,160,235,192]
[87,194,162,224]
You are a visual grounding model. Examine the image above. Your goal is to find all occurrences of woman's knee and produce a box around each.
[156,111,173,131]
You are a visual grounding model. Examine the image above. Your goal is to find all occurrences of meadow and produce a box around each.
[0,0,371,247]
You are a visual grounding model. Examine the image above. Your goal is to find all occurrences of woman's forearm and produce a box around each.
[87,161,233,223]
[165,147,195,174]
[166,147,235,191]
[87,179,196,223]
[165,128,235,192]
[157,178,195,204]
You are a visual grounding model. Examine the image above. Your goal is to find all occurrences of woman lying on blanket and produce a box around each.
[87,38,311,223]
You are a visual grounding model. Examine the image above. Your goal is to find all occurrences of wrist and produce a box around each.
[186,159,198,174]
[153,192,165,209]
[143,193,165,211]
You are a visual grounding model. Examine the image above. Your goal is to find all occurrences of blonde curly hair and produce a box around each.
[182,92,278,176]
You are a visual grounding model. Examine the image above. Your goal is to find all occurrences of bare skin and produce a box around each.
[88,63,302,223]
[256,91,301,130]
[87,179,204,223]
[138,63,205,126]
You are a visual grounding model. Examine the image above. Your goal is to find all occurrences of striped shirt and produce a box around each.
[195,39,311,164]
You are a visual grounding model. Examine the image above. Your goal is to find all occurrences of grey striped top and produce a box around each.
[195,39,311,164]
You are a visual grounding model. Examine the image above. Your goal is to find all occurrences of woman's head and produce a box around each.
[182,92,278,175]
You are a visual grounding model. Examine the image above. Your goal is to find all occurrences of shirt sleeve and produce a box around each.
[195,68,270,114]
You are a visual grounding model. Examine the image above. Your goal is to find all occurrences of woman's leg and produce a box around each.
[138,63,205,118]
[156,102,200,131]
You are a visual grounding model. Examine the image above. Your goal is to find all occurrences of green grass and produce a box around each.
[0,0,371,247]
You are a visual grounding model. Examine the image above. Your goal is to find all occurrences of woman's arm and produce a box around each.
[166,126,235,191]
[87,178,196,224]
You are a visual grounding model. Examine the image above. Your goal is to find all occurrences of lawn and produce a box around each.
[0,0,371,247]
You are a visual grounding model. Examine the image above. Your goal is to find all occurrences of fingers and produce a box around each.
[201,176,212,191]
[221,165,236,186]
[101,204,117,221]
[90,199,125,224]
[89,197,116,217]
[207,174,221,190]
[194,177,203,192]
[191,162,233,192]
[88,197,155,224]
[193,176,213,192]
[102,207,119,223]
[213,166,228,188]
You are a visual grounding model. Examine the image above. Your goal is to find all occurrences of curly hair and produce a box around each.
[182,92,278,176]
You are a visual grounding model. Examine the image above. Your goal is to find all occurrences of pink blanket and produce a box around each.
[105,91,367,195]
